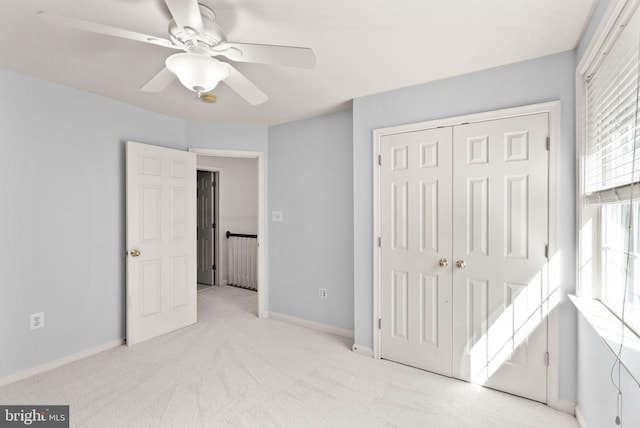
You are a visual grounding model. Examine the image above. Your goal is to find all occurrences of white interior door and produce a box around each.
[126,141,197,346]
[197,170,214,286]
[379,127,453,376]
[451,113,549,402]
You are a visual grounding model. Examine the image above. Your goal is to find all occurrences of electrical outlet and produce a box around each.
[319,288,328,299]
[30,312,44,330]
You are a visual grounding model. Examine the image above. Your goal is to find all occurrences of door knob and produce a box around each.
[456,260,466,269]
[130,249,141,257]
[438,258,449,267]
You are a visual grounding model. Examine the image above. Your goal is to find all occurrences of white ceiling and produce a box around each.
[0,0,596,126]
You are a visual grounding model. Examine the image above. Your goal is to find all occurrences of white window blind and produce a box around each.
[585,5,640,203]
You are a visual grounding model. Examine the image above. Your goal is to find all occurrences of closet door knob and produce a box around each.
[438,259,449,267]
[456,260,466,269]
[130,249,141,257]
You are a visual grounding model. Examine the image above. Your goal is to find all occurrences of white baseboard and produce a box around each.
[575,405,587,428]
[266,312,353,339]
[0,339,124,387]
[547,397,576,415]
[351,344,373,357]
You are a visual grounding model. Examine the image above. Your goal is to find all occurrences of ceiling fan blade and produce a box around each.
[219,42,316,69]
[223,64,268,105]
[37,12,178,49]
[140,67,177,92]
[164,0,204,34]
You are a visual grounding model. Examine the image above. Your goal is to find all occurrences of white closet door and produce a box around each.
[451,113,549,402]
[379,127,454,376]
[126,141,197,345]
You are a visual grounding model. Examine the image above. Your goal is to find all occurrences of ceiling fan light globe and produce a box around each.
[165,53,229,93]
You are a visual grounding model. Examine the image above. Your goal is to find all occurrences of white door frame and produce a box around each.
[372,101,569,412]
[189,148,267,319]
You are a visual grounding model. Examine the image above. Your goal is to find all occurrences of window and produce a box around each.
[580,0,640,335]
[601,201,640,333]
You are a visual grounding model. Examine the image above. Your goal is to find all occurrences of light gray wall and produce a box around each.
[0,68,186,379]
[577,317,640,427]
[268,110,354,330]
[196,156,258,284]
[352,51,578,401]
[0,71,270,381]
[575,1,640,427]
[185,120,268,153]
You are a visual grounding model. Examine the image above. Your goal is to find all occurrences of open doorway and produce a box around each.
[192,150,264,318]
[197,170,218,290]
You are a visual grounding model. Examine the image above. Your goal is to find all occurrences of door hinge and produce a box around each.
[544,351,550,366]
[546,136,550,151]
[378,154,382,166]
[212,181,216,187]
[213,264,216,270]
[378,318,382,330]
[545,244,549,259]
[212,222,216,229]
[378,237,382,247]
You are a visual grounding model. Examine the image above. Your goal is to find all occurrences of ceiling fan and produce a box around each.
[37,0,316,105]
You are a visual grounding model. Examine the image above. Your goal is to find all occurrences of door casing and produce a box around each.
[372,101,567,411]
[190,148,267,319]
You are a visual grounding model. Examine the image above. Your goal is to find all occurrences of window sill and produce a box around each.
[570,295,640,385]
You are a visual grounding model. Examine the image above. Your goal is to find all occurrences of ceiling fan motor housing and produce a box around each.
[168,4,226,50]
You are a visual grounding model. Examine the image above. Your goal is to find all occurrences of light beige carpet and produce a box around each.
[0,285,577,427]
